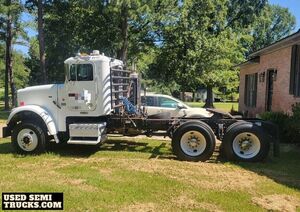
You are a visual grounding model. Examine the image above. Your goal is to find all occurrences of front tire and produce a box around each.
[172,121,216,162]
[223,122,270,162]
[12,122,47,154]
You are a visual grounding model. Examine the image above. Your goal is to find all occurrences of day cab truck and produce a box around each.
[2,50,279,162]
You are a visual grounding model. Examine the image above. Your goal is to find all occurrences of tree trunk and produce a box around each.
[180,91,185,102]
[192,92,196,102]
[5,1,16,108]
[38,0,47,84]
[204,86,214,108]
[117,3,128,65]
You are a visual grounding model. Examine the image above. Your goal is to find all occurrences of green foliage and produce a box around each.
[24,38,41,85]
[147,0,247,97]
[260,104,300,143]
[0,46,29,90]
[249,4,296,53]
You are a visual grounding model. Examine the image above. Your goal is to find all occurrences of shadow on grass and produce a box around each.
[0,138,175,159]
[45,139,175,159]
[231,144,300,191]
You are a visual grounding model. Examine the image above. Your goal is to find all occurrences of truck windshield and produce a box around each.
[69,64,93,81]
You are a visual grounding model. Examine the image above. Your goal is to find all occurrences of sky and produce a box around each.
[15,0,300,55]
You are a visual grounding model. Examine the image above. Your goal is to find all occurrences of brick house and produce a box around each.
[238,30,300,117]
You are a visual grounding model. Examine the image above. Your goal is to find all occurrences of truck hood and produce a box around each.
[17,84,60,107]
[18,84,58,93]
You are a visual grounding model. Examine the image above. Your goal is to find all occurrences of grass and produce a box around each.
[0,137,300,211]
[186,102,239,112]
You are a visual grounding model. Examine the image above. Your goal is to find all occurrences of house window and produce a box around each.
[289,45,300,96]
[244,73,258,107]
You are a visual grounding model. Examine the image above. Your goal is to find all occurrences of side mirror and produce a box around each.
[177,103,185,109]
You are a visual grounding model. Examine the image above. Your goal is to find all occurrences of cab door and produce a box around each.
[65,63,97,111]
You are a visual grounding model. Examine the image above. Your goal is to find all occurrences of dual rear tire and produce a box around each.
[222,122,270,162]
[172,121,216,162]
[172,121,270,162]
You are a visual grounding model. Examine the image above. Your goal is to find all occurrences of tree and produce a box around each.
[0,0,25,108]
[249,4,296,53]
[226,0,267,30]
[37,0,47,83]
[25,38,40,85]
[25,0,47,84]
[148,0,245,107]
[36,0,174,83]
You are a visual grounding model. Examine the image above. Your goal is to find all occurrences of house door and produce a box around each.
[266,69,275,111]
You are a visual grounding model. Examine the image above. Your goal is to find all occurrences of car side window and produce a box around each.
[158,97,178,108]
[146,96,157,107]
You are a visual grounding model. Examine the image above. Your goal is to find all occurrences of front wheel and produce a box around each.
[223,122,270,162]
[12,122,47,154]
[172,121,216,162]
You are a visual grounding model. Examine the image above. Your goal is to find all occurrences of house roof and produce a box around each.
[236,29,300,67]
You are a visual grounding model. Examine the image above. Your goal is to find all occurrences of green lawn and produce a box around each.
[0,137,299,211]
[186,102,239,112]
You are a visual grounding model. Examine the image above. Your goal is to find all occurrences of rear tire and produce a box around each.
[12,122,47,154]
[172,121,216,162]
[223,122,269,162]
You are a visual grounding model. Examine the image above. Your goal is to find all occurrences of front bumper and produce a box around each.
[2,126,11,138]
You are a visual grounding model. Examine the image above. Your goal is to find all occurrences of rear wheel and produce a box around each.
[172,121,216,162]
[223,122,269,162]
[12,122,47,154]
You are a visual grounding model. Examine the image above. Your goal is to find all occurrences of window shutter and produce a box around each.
[253,73,258,107]
[290,45,298,95]
[295,46,300,96]
[244,75,249,106]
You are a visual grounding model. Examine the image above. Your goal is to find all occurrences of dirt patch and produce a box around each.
[122,202,157,212]
[173,194,223,211]
[58,177,97,192]
[117,159,259,191]
[252,194,300,212]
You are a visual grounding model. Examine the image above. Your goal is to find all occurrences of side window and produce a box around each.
[77,64,93,81]
[158,97,178,108]
[147,96,156,106]
[70,65,76,81]
[69,64,93,81]
[142,96,156,106]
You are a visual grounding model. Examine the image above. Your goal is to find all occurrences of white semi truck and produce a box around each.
[2,50,279,162]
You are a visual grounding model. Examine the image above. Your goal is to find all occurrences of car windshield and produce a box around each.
[165,96,189,108]
[142,95,189,108]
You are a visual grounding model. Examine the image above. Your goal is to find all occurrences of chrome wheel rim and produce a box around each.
[232,132,261,159]
[17,128,38,152]
[180,131,206,156]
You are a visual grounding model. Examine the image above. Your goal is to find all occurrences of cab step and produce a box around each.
[67,135,107,145]
[67,122,107,145]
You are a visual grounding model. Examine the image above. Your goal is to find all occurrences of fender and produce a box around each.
[7,105,59,143]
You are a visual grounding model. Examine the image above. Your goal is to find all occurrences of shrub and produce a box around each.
[260,104,300,143]
[260,111,289,142]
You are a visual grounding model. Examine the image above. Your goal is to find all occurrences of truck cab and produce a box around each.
[4,50,132,152]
